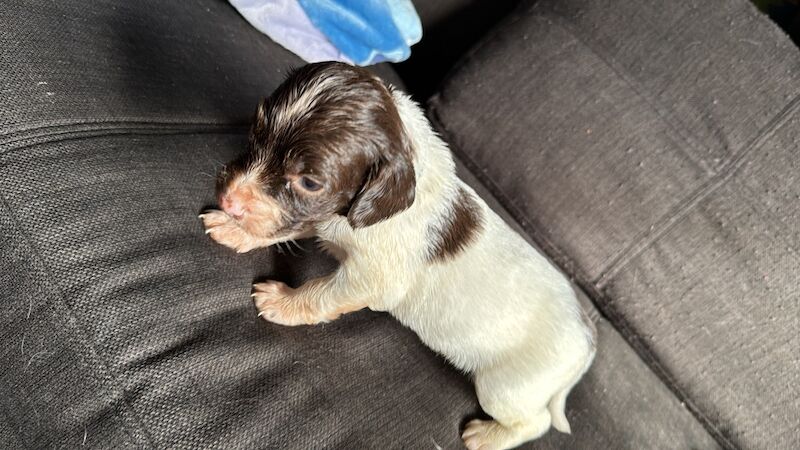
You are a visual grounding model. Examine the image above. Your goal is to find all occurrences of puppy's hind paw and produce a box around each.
[463,419,500,450]
[463,419,527,450]
[462,412,554,450]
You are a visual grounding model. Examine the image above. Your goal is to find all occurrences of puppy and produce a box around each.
[201,62,596,449]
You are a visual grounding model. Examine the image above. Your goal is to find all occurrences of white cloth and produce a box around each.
[229,0,353,64]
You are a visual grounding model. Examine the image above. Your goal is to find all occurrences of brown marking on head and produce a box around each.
[427,187,484,263]
[216,62,416,243]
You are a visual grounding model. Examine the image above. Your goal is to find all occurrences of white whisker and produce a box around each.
[284,242,298,257]
[289,239,307,253]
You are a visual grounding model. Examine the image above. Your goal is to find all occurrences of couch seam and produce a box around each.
[0,117,248,137]
[0,198,157,448]
[0,167,158,448]
[0,124,259,446]
[539,9,715,175]
[0,120,249,154]
[595,93,800,285]
[433,0,714,176]
[426,101,737,450]
[540,7,800,286]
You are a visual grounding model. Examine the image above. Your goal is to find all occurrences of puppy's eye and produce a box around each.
[296,176,323,192]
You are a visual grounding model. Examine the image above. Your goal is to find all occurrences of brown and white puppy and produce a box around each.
[201,62,596,450]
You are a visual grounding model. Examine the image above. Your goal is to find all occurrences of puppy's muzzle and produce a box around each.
[220,192,246,219]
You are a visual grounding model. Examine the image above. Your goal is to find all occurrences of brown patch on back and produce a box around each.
[427,187,484,263]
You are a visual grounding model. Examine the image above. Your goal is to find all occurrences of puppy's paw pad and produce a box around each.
[462,419,505,450]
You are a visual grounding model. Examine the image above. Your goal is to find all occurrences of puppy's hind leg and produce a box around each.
[462,410,552,450]
[464,362,566,450]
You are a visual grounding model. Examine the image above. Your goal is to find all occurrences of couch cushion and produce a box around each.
[0,133,473,448]
[0,0,724,448]
[458,166,719,449]
[430,0,800,447]
[401,0,521,98]
[0,129,717,448]
[0,0,401,142]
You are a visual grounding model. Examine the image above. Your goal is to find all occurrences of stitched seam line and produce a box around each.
[0,117,248,137]
[0,122,249,156]
[538,7,800,282]
[0,123,255,445]
[596,93,800,286]
[0,194,156,448]
[0,120,249,150]
[540,10,715,175]
[427,102,737,450]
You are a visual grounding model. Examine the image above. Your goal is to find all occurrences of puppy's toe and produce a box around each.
[252,281,313,326]
[201,210,260,253]
[252,281,291,309]
[199,209,230,229]
[461,419,504,450]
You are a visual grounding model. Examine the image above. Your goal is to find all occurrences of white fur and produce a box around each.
[310,91,596,449]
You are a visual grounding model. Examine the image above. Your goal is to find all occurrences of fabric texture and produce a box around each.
[297,0,422,65]
[0,124,718,448]
[430,0,800,447]
[0,0,402,138]
[0,0,785,448]
[229,0,353,64]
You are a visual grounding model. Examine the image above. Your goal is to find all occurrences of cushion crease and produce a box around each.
[0,192,155,448]
[595,93,800,286]
[427,102,738,450]
[0,121,249,153]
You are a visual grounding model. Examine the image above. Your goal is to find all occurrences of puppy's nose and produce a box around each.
[220,193,246,219]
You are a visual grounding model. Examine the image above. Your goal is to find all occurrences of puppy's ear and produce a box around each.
[347,149,415,229]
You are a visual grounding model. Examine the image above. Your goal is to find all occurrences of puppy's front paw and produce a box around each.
[253,281,318,326]
[199,210,257,253]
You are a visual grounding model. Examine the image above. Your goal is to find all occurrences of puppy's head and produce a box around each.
[216,62,415,243]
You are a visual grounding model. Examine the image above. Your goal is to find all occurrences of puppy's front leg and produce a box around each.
[253,272,366,326]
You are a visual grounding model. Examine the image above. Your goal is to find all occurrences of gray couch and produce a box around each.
[2,0,797,448]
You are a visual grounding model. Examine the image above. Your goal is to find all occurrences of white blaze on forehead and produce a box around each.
[274,74,342,130]
[226,170,258,192]
[241,163,266,186]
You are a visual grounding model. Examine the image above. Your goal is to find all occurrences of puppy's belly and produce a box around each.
[390,230,586,373]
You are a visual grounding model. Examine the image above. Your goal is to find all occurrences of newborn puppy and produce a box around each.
[201,62,596,450]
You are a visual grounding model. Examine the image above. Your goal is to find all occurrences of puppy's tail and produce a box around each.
[548,345,596,434]
[548,386,573,434]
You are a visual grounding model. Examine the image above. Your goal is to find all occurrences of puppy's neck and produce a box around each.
[391,90,458,210]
